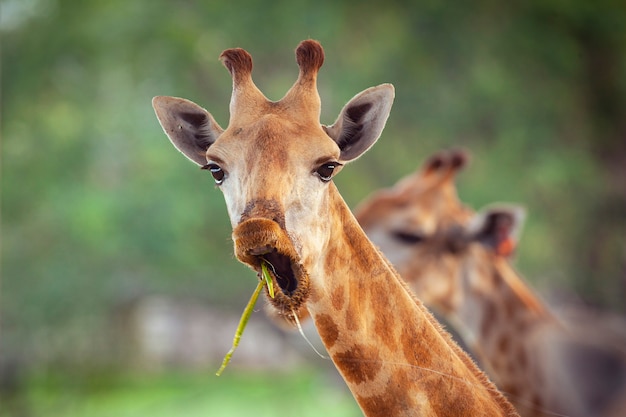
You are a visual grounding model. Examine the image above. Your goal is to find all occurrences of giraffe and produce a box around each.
[355,149,626,417]
[152,41,517,416]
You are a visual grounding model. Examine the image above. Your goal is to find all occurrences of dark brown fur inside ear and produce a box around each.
[177,112,216,150]
[334,102,373,153]
[152,96,223,166]
[475,211,516,256]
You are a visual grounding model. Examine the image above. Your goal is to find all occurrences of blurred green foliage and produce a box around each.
[0,368,360,417]
[2,0,626,376]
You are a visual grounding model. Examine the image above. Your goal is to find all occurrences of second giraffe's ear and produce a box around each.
[152,96,225,166]
[323,84,394,162]
[467,204,526,257]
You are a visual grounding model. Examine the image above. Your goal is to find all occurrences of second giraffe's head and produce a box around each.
[153,40,394,322]
[355,149,525,314]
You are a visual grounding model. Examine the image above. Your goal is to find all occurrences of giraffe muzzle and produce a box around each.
[233,218,310,322]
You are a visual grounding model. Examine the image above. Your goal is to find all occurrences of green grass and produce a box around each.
[2,368,362,417]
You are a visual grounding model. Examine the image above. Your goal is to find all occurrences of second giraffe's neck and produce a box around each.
[456,256,555,386]
[305,185,517,417]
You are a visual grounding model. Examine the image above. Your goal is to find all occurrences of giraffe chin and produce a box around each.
[233,218,310,324]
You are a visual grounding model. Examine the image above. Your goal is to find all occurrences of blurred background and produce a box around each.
[2,0,625,416]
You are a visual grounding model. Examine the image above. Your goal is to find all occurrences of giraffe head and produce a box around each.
[153,40,394,322]
[355,149,525,315]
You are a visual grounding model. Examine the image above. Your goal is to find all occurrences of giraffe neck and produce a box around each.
[456,255,556,410]
[305,185,517,417]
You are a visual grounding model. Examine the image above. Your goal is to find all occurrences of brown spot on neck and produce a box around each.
[478,264,552,342]
[333,343,382,385]
[368,282,400,351]
[331,285,345,311]
[314,313,339,349]
[356,370,418,416]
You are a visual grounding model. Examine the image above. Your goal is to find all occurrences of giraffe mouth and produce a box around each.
[233,218,310,322]
[256,249,299,295]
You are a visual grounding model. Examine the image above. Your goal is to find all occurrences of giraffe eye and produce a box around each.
[201,163,226,184]
[392,231,424,245]
[315,162,339,182]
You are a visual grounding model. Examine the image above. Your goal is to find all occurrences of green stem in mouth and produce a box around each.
[261,260,275,299]
[215,280,264,376]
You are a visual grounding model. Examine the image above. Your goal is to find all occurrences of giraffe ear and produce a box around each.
[323,84,394,162]
[152,96,224,166]
[467,205,526,257]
